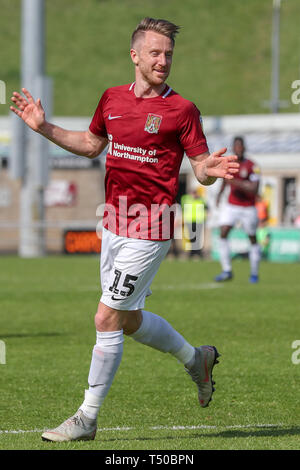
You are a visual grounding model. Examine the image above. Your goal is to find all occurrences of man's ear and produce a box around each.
[130,49,139,66]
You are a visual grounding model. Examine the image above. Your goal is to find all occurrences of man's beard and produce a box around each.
[139,65,169,86]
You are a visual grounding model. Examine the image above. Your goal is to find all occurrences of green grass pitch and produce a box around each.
[1,0,300,117]
[0,255,299,450]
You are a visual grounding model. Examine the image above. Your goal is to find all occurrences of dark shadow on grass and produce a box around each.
[0,332,65,339]
[97,426,300,444]
[207,426,300,439]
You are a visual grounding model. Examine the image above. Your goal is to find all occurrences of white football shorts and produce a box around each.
[219,203,258,236]
[100,227,171,311]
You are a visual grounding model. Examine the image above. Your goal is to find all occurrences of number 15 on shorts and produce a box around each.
[109,269,138,298]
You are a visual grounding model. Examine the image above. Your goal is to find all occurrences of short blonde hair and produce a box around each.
[131,17,180,48]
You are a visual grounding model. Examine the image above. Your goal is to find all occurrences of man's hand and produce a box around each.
[10,88,46,133]
[189,148,240,186]
[204,148,239,180]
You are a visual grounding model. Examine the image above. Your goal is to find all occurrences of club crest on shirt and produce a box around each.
[144,114,162,134]
[240,168,249,178]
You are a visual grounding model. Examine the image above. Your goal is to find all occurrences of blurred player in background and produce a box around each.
[214,136,261,283]
[11,17,239,442]
[256,194,271,260]
[181,188,206,258]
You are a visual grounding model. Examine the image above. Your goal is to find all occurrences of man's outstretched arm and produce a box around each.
[10,88,108,158]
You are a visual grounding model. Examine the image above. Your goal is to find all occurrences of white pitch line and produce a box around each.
[0,423,284,436]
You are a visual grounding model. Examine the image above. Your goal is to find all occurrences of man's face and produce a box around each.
[233,140,245,159]
[131,31,173,87]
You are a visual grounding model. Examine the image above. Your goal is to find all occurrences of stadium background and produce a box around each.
[1,0,300,257]
[0,0,300,452]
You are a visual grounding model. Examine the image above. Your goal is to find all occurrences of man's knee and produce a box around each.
[249,234,257,244]
[94,302,142,334]
[94,303,122,331]
[220,225,232,238]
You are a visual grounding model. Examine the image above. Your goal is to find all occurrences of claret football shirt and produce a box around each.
[89,83,209,240]
[228,158,261,207]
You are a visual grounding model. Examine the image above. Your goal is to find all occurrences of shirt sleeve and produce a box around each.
[89,90,108,138]
[177,102,209,157]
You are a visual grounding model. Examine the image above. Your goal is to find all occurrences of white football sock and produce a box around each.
[219,237,232,272]
[249,243,261,276]
[129,310,195,367]
[80,329,124,420]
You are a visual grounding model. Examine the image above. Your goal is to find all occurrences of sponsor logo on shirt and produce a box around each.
[144,113,162,134]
